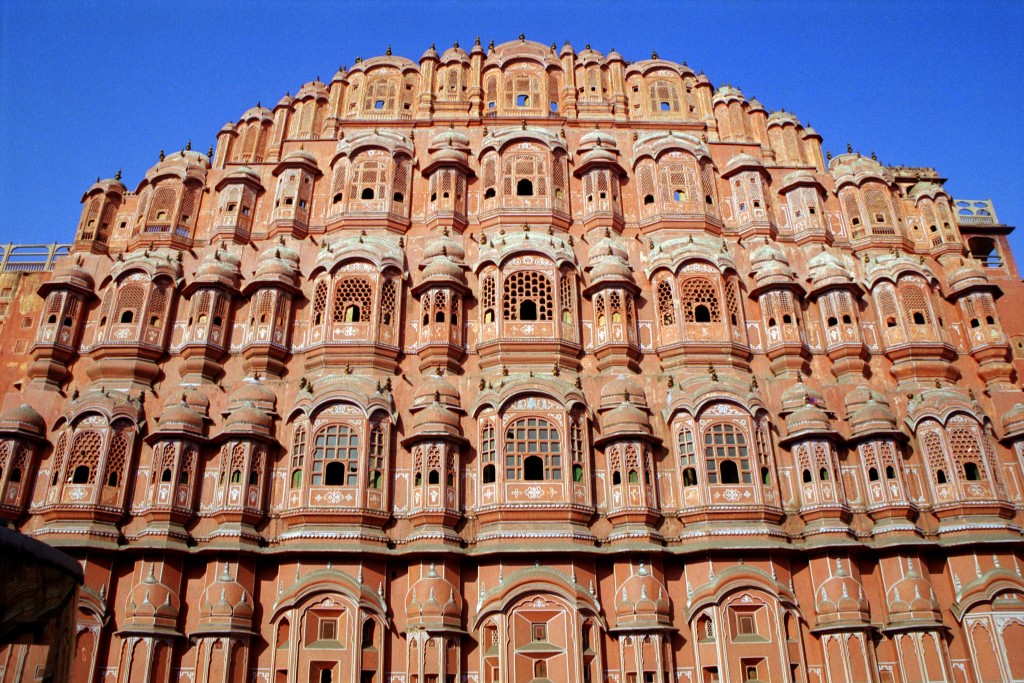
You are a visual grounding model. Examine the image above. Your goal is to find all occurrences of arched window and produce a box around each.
[648,79,680,113]
[312,424,360,486]
[502,150,546,200]
[703,422,751,484]
[481,273,496,324]
[114,283,145,326]
[367,421,386,490]
[503,271,552,322]
[362,78,397,113]
[900,285,932,326]
[67,431,102,485]
[311,280,328,326]
[505,417,561,481]
[350,159,388,204]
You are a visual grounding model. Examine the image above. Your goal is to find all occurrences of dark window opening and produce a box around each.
[695,305,712,323]
[827,316,838,327]
[435,311,445,323]
[324,461,345,486]
[285,197,294,205]
[120,311,134,324]
[573,464,584,483]
[936,469,947,484]
[106,472,118,487]
[430,192,437,202]
[519,300,538,321]
[683,467,697,487]
[912,312,926,325]
[249,471,258,485]
[886,317,897,328]
[782,314,793,324]
[643,194,655,205]
[482,464,496,483]
[971,318,980,328]
[868,467,879,482]
[345,305,361,323]
[842,314,852,324]
[516,179,534,196]
[484,187,496,199]
[613,471,622,486]
[72,465,90,484]
[47,314,57,324]
[161,468,172,482]
[986,315,995,325]
[964,462,980,481]
[333,192,343,204]
[523,455,544,481]
[885,465,896,479]
[516,94,529,107]
[767,317,777,327]
[720,460,740,484]
[393,192,404,202]
[819,467,829,481]
[428,470,440,485]
[361,188,375,200]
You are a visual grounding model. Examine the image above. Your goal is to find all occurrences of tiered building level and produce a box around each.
[2,36,1024,683]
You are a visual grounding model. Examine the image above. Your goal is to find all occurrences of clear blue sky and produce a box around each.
[1,1,1021,255]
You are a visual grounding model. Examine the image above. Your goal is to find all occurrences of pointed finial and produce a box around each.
[651,50,659,59]
[871,150,877,160]
[386,45,392,56]
[185,140,191,151]
[159,149,165,161]
[115,168,122,181]
[846,142,853,153]
[475,36,481,45]
[207,145,213,157]
[826,150,832,161]
[519,33,525,41]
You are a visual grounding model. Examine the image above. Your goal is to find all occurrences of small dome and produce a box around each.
[405,563,462,630]
[229,381,277,414]
[411,400,462,438]
[280,148,318,165]
[781,380,827,414]
[156,400,205,436]
[253,240,301,283]
[602,400,652,438]
[600,376,647,411]
[784,403,833,439]
[722,152,765,176]
[125,564,180,630]
[947,259,989,294]
[590,257,634,285]
[423,233,466,263]
[224,402,273,435]
[767,110,801,127]
[421,256,467,286]
[420,44,439,61]
[0,403,45,437]
[807,248,853,290]
[615,563,671,627]
[816,565,869,624]
[240,105,273,122]
[748,96,765,112]
[198,562,254,631]
[440,44,468,63]
[1002,403,1024,441]
[276,93,294,108]
[712,84,747,105]
[587,234,629,264]
[886,563,940,622]
[412,374,461,412]
[192,246,242,288]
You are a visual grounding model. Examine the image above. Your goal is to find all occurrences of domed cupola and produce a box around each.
[197,562,254,634]
[1001,402,1024,442]
[240,240,301,379]
[583,230,640,370]
[885,560,941,625]
[250,239,301,290]
[844,386,900,440]
[749,240,798,292]
[124,564,181,634]
[575,131,627,229]
[0,403,46,440]
[179,246,243,384]
[413,228,468,373]
[614,562,671,628]
[815,559,870,625]
[405,562,462,631]
[30,256,98,389]
[806,247,854,296]
[779,379,834,443]
[599,376,648,412]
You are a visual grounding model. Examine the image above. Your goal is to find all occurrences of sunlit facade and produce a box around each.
[2,36,1024,683]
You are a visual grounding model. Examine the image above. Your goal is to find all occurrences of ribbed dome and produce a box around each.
[602,400,652,438]
[815,565,869,624]
[781,380,827,414]
[600,376,647,411]
[125,564,180,631]
[411,399,462,437]
[1002,403,1024,441]
[807,248,853,290]
[229,380,277,414]
[421,255,467,285]
[784,403,833,439]
[846,386,899,438]
[411,374,461,412]
[423,233,466,262]
[615,563,671,627]
[198,562,254,631]
[156,400,205,437]
[0,403,45,437]
[224,402,273,435]
[405,563,462,630]
[946,259,989,294]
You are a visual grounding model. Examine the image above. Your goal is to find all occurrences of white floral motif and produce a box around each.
[723,488,740,502]
[524,486,543,499]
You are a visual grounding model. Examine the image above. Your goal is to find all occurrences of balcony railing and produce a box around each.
[0,243,71,273]
[955,199,999,226]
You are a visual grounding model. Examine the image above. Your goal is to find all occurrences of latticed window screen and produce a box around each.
[922,430,949,483]
[681,278,721,323]
[254,125,270,161]
[865,189,893,225]
[729,104,745,140]
[239,126,257,161]
[332,277,373,323]
[393,163,409,204]
[725,279,742,326]
[312,281,328,324]
[701,165,717,205]
[637,163,657,204]
[350,160,388,201]
[46,291,65,317]
[178,188,198,225]
[504,417,561,480]
[502,154,546,197]
[656,279,676,325]
[841,192,864,227]
[380,278,397,326]
[608,291,623,323]
[503,73,541,109]
[900,286,931,325]
[648,79,680,112]
[481,274,496,312]
[115,284,145,323]
[105,431,129,487]
[362,78,397,111]
[559,268,574,322]
[149,187,177,222]
[949,427,986,481]
[68,431,103,484]
[661,163,698,203]
[147,285,167,326]
[312,425,360,486]
[552,156,566,200]
[703,423,751,484]
[502,271,552,321]
[50,433,68,486]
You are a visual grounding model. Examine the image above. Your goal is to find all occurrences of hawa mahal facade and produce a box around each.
[2,36,1024,683]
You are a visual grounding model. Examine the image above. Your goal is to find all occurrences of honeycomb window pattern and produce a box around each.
[503,271,552,322]
[332,277,374,324]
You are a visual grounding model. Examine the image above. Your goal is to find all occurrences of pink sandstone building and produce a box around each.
[2,36,1024,683]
